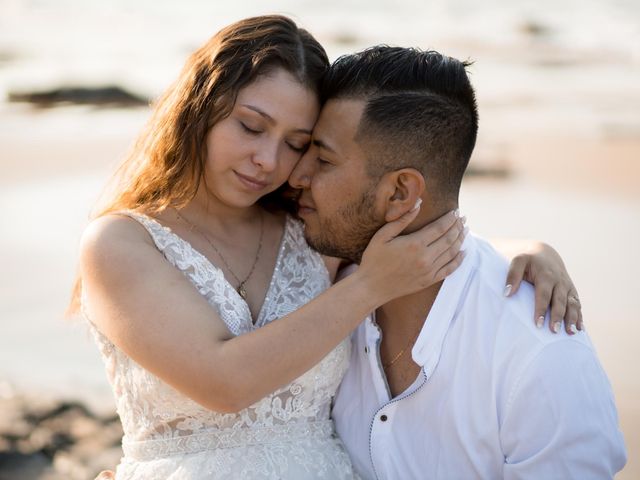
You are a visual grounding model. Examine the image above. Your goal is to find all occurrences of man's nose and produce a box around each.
[289,151,313,189]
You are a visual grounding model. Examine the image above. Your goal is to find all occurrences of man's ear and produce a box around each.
[377,168,426,222]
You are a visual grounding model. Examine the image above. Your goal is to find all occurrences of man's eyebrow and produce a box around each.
[312,138,337,154]
[241,104,312,135]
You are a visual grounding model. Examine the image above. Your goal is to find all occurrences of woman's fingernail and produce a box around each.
[536,316,545,328]
[504,284,512,297]
[570,324,578,334]
[453,208,460,218]
[552,321,561,333]
[461,216,467,225]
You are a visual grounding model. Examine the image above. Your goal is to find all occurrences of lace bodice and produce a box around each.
[85,212,355,479]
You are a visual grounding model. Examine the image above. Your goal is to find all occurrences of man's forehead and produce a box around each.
[318,98,365,127]
[312,98,366,151]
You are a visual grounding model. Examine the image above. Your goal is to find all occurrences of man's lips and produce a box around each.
[297,201,316,216]
[234,171,270,190]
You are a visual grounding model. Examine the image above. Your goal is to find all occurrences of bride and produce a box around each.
[72,15,580,479]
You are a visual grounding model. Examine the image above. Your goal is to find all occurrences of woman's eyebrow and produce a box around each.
[241,104,274,123]
[240,104,312,135]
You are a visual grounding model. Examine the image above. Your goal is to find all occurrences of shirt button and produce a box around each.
[380,414,388,422]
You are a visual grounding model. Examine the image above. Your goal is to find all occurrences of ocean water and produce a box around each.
[1,0,638,146]
[0,0,639,98]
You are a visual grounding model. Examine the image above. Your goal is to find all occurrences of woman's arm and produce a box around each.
[494,238,582,335]
[81,207,465,413]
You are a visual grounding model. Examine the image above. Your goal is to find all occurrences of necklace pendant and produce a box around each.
[237,283,247,299]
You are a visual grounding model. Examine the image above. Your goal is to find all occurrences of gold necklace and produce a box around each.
[174,208,264,300]
[383,337,416,369]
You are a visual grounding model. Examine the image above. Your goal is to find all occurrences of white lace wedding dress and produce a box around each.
[85,211,357,479]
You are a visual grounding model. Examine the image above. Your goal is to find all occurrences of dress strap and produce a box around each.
[111,210,253,335]
[112,210,175,253]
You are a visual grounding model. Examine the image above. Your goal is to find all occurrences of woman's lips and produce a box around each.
[234,171,269,191]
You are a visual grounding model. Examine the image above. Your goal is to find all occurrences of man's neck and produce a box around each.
[375,280,443,339]
[375,199,456,333]
[374,281,443,398]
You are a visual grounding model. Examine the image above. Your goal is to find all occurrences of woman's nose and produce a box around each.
[252,141,279,172]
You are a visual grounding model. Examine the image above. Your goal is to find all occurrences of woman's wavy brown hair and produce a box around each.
[68,15,329,314]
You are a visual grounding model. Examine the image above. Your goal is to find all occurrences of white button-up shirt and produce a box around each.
[333,234,626,480]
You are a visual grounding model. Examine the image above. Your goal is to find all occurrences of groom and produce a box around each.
[289,46,626,479]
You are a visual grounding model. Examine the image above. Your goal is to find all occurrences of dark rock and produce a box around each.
[8,85,149,108]
[24,400,95,424]
[0,452,51,480]
[1,395,122,479]
[18,428,74,458]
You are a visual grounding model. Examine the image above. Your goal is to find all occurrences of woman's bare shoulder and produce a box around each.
[79,213,157,275]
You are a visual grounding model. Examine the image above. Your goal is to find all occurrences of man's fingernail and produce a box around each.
[552,321,561,333]
[570,324,578,335]
[504,284,512,297]
[536,316,545,328]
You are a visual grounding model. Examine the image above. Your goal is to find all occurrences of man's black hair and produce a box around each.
[321,46,478,204]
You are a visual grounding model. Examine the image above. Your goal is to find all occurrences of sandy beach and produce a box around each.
[1,1,639,478]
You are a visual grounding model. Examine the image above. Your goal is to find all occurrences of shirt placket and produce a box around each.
[365,319,397,480]
[369,400,398,480]
[365,317,432,479]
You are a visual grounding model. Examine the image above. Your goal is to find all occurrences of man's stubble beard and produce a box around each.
[304,189,384,264]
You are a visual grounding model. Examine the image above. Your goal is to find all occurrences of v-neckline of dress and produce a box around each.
[134,211,290,328]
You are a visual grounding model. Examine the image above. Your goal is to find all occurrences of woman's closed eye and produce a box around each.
[240,122,307,154]
[240,122,263,135]
[287,142,308,153]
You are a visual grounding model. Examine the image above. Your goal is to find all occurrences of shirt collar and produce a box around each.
[410,233,479,374]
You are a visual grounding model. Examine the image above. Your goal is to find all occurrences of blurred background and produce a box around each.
[0,0,638,478]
